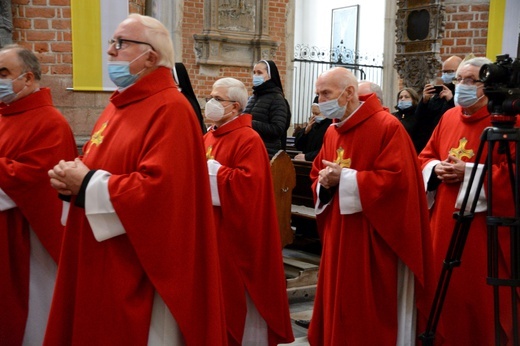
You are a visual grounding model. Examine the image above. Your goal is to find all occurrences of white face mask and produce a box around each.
[205,98,233,122]
[318,86,348,119]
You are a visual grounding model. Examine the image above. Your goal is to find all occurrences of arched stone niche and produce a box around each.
[394,0,445,91]
[193,0,279,67]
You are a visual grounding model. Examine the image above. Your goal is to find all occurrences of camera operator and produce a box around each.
[418,56,519,345]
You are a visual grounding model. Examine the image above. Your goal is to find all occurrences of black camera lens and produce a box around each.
[480,63,508,84]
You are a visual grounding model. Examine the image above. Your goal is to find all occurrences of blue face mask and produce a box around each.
[107,51,149,88]
[454,84,482,108]
[314,115,325,123]
[318,87,348,120]
[441,72,456,84]
[0,73,26,104]
[252,75,264,87]
[397,100,413,110]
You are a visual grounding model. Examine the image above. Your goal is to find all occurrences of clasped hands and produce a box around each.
[318,160,341,189]
[49,158,90,196]
[434,155,465,184]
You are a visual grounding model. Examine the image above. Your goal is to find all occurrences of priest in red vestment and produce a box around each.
[307,67,436,345]
[0,45,77,345]
[418,57,518,345]
[45,15,227,345]
[203,77,294,345]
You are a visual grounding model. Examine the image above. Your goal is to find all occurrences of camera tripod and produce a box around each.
[419,124,520,346]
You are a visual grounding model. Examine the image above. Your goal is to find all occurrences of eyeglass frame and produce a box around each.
[452,77,483,86]
[108,38,155,51]
[206,97,236,103]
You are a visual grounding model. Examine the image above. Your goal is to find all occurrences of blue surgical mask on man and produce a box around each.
[252,75,264,87]
[107,50,149,89]
[454,84,482,108]
[0,73,26,104]
[441,72,456,84]
[397,100,413,110]
[318,87,348,120]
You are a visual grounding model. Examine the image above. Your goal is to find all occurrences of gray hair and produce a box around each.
[1,44,41,80]
[129,14,175,69]
[457,57,493,75]
[213,77,248,112]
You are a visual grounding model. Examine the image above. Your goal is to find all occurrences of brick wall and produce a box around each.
[440,2,489,61]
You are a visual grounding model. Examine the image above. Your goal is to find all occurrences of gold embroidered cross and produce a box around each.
[206,145,214,160]
[85,122,107,154]
[449,137,474,160]
[334,147,351,168]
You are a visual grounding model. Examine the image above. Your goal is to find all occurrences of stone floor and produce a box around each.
[284,297,314,345]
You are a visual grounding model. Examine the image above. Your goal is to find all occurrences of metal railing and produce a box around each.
[290,45,384,127]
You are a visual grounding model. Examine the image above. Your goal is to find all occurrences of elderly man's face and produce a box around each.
[107,18,153,75]
[0,49,30,97]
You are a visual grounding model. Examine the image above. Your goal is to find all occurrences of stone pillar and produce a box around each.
[0,0,12,47]
[146,0,183,61]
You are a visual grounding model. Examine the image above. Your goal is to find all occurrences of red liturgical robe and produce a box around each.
[308,94,435,345]
[418,105,518,345]
[203,115,294,345]
[43,68,227,345]
[0,88,77,344]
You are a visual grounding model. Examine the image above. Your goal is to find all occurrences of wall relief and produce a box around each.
[194,0,279,67]
[394,0,445,91]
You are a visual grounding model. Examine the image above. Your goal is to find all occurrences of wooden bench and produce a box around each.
[291,160,315,220]
[270,150,296,248]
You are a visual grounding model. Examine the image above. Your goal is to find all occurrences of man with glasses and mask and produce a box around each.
[203,77,294,345]
[307,67,435,345]
[418,57,519,344]
[0,44,77,345]
[45,14,227,345]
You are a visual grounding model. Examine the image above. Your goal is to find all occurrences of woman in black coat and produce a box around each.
[392,87,421,152]
[244,60,291,158]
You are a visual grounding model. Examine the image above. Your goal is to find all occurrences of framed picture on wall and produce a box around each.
[330,5,359,64]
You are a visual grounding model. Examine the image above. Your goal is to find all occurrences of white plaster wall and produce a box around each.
[294,0,385,57]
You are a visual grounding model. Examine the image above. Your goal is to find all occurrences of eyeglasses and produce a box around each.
[206,97,236,103]
[108,38,155,51]
[453,77,483,86]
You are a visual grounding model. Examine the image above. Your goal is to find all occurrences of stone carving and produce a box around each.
[194,0,279,67]
[394,0,445,91]
[0,0,13,48]
[218,0,255,32]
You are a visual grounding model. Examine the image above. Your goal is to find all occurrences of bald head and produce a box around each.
[442,56,462,73]
[358,81,383,103]
[315,67,360,121]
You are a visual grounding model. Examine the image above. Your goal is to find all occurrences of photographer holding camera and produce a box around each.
[418,56,519,345]
[414,55,463,153]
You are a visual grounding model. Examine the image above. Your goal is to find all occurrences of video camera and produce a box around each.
[479,54,520,127]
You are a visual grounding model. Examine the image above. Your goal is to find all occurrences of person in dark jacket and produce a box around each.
[294,100,332,162]
[173,62,206,134]
[244,60,291,158]
[414,55,462,153]
[392,87,420,153]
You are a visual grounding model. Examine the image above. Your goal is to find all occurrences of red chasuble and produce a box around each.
[43,68,227,345]
[418,105,518,345]
[307,94,435,345]
[0,88,77,344]
[203,115,294,345]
